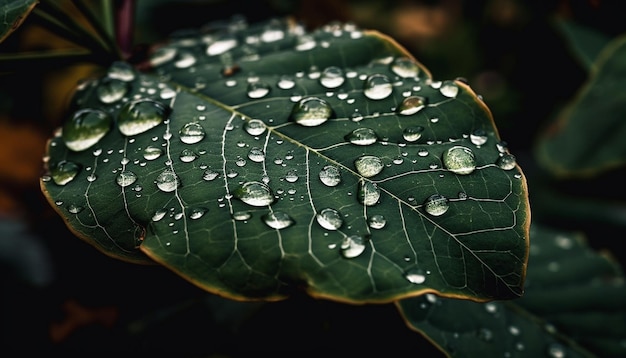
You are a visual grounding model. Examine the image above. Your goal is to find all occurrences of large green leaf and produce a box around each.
[0,0,37,43]
[40,18,530,303]
[536,34,626,177]
[397,223,626,357]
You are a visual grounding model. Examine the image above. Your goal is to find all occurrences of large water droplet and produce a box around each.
[291,97,333,126]
[316,208,343,230]
[402,126,424,142]
[143,146,163,161]
[358,181,380,206]
[354,155,384,177]
[340,235,367,258]
[497,153,516,170]
[391,57,421,78]
[262,211,294,229]
[116,170,137,187]
[62,108,112,151]
[363,74,393,100]
[320,66,345,88]
[247,147,265,163]
[179,122,205,144]
[345,128,378,146]
[319,165,341,186]
[367,214,386,229]
[397,96,427,115]
[108,61,136,81]
[440,80,459,98]
[155,169,180,192]
[97,77,129,104]
[51,161,81,185]
[470,129,488,146]
[244,119,267,136]
[118,99,169,136]
[234,181,274,207]
[442,146,476,175]
[423,194,449,216]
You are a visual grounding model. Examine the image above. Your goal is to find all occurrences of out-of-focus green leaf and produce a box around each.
[535,35,626,177]
[554,18,612,72]
[397,223,626,358]
[0,0,38,43]
[40,18,530,303]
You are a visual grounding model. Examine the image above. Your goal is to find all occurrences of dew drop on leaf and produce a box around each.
[118,99,169,136]
[367,214,386,229]
[143,146,163,161]
[397,96,427,116]
[318,165,341,186]
[152,209,167,222]
[291,97,333,126]
[67,204,84,214]
[232,211,251,221]
[423,194,449,216]
[247,81,271,98]
[404,267,426,284]
[233,181,274,207]
[284,170,299,183]
[319,66,345,89]
[497,153,517,170]
[155,169,180,192]
[390,57,421,78]
[62,108,112,151]
[316,208,343,230]
[439,80,459,98]
[345,127,378,146]
[546,343,567,358]
[262,211,294,229]
[247,147,266,162]
[442,146,476,175]
[107,61,136,81]
[179,122,205,144]
[402,126,424,142]
[340,235,367,258]
[51,160,81,186]
[277,75,296,89]
[363,74,393,100]
[206,37,237,56]
[354,155,384,177]
[97,78,129,104]
[189,207,208,219]
[358,181,380,206]
[202,169,219,181]
[470,129,488,146]
[243,119,267,136]
[179,148,198,163]
[116,170,137,187]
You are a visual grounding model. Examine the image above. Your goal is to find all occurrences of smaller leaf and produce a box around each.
[0,0,38,43]
[554,17,612,72]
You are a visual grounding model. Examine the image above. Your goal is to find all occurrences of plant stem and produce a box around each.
[114,0,135,60]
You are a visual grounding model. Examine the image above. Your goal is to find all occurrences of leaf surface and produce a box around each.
[41,18,530,303]
[0,0,37,43]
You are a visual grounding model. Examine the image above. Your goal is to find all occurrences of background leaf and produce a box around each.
[40,17,530,303]
[0,0,38,43]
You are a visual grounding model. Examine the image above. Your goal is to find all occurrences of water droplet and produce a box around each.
[179,148,198,163]
[440,80,459,98]
[363,74,393,100]
[470,129,488,146]
[295,34,317,51]
[402,126,424,142]
[404,267,426,284]
[546,343,566,358]
[62,109,112,151]
[118,99,169,136]
[423,194,449,216]
[391,57,421,78]
[320,66,345,88]
[67,204,84,214]
[232,211,251,221]
[262,211,294,229]
[497,153,516,170]
[189,207,208,219]
[277,75,296,89]
[368,214,386,229]
[247,147,265,162]
[340,235,367,258]
[51,161,81,185]
[244,119,267,136]
[155,169,180,192]
[234,181,274,207]
[107,61,136,81]
[143,146,163,161]
[316,208,343,230]
[397,96,427,115]
[319,165,341,186]
[358,181,380,206]
[203,169,219,181]
[97,77,129,103]
[179,122,206,144]
[345,128,378,146]
[116,170,137,187]
[152,209,167,222]
[285,170,299,183]
[247,81,271,98]
[442,146,476,175]
[354,155,384,177]
[291,97,333,126]
[207,37,238,56]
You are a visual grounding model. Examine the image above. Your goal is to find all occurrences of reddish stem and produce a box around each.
[114,0,135,60]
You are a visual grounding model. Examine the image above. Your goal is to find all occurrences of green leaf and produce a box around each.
[554,18,612,72]
[0,0,38,43]
[536,34,626,177]
[40,18,530,303]
[397,223,626,357]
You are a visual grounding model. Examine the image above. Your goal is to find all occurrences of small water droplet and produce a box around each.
[207,37,238,56]
[143,146,163,160]
[152,209,167,222]
[118,99,169,136]
[367,214,386,229]
[62,109,112,152]
[291,97,333,126]
[423,194,449,216]
[203,169,219,181]
[51,161,81,186]
[404,267,426,284]
[316,208,343,230]
[234,181,274,207]
[116,170,137,187]
[358,181,380,206]
[354,155,384,177]
[397,96,427,115]
[319,66,345,88]
[179,148,198,163]
[189,207,208,219]
[319,165,341,186]
[247,147,265,163]
[440,80,459,98]
[277,75,296,89]
[247,81,271,98]
[340,235,367,258]
[284,170,299,183]
[470,129,488,146]
[179,122,206,144]
[345,127,378,146]
[262,211,294,229]
[244,119,267,136]
[391,57,421,78]
[546,343,566,358]
[400,126,424,142]
[67,204,84,214]
[363,74,393,100]
[155,169,180,192]
[497,153,516,170]
[442,146,476,175]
